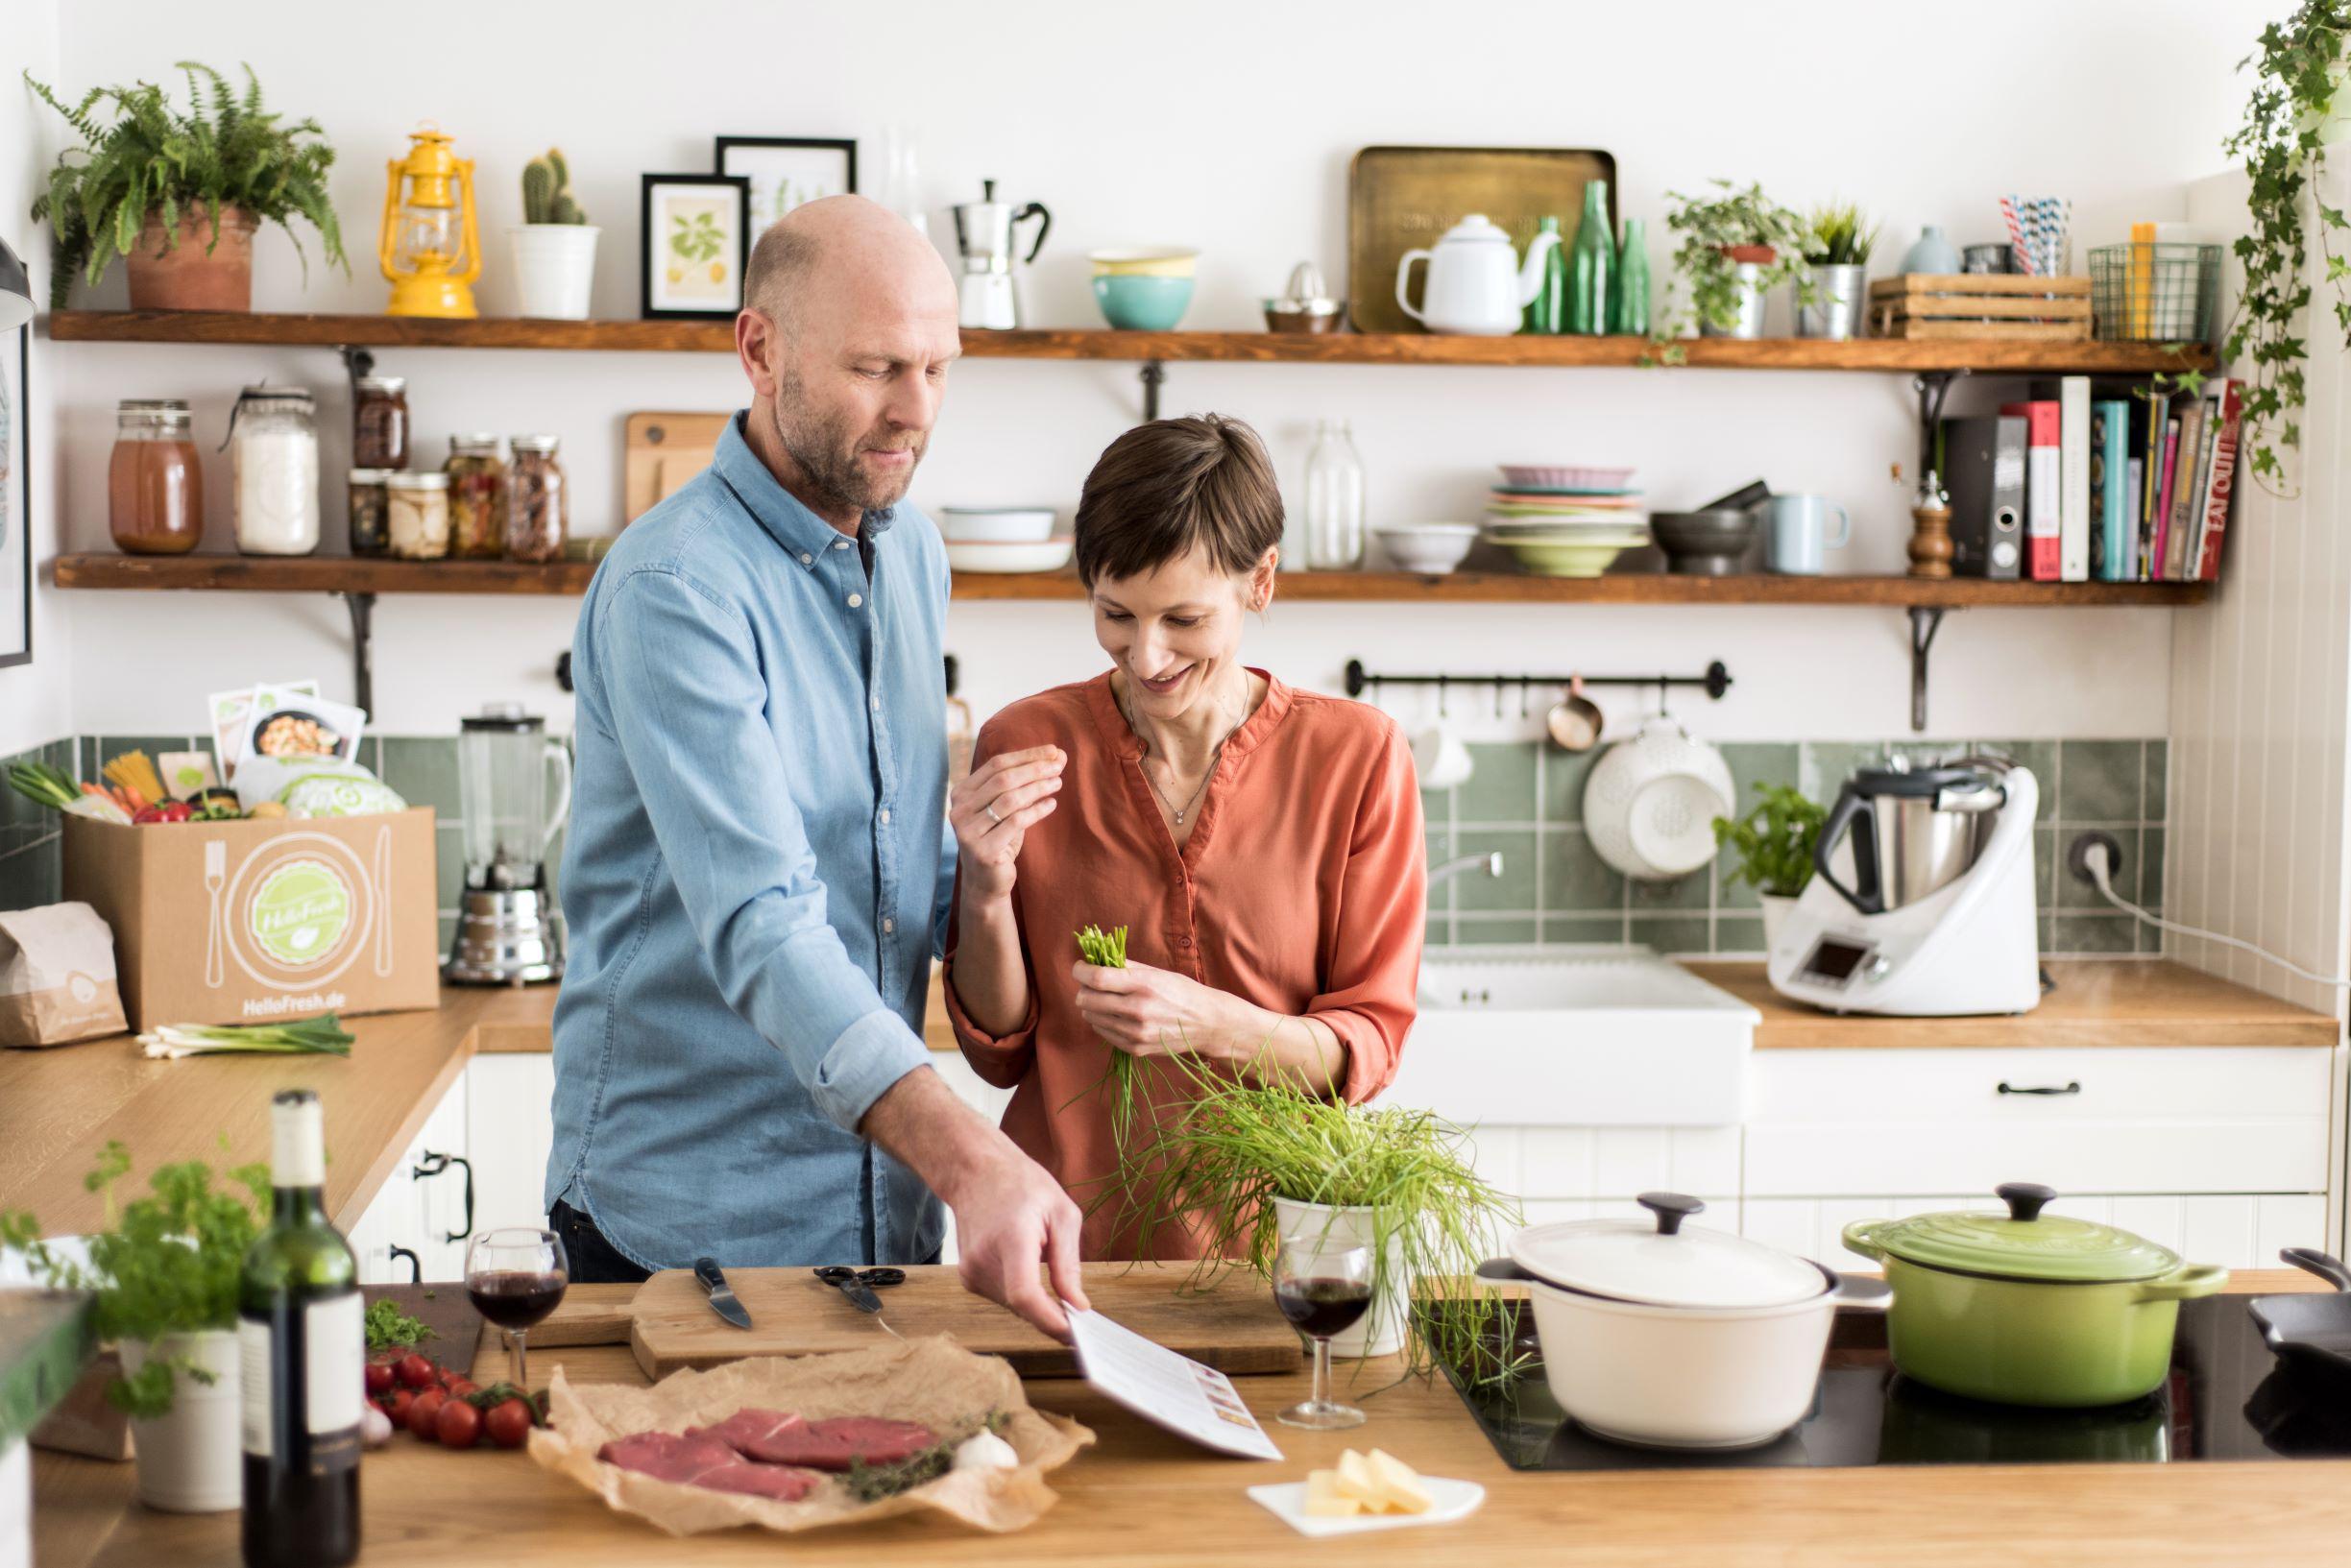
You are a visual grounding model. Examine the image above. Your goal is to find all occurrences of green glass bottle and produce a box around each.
[1522,216,1566,334]
[1568,181,1612,334]
[1610,217,1651,336]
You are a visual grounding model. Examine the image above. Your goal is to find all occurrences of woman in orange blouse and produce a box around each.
[942,415,1426,1260]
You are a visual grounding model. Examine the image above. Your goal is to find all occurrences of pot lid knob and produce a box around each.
[1636,1192,1706,1236]
[1996,1181,2057,1221]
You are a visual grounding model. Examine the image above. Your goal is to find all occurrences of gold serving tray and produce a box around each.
[1349,146,1618,334]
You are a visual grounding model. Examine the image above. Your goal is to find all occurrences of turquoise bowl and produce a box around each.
[1092,274,1195,330]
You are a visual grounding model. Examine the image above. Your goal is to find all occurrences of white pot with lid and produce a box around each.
[1479,1193,1886,1450]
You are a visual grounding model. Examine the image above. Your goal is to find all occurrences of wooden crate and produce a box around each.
[1868,275,2092,341]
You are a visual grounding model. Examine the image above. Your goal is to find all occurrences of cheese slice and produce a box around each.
[1302,1468,1361,1517]
[1366,1449,1434,1515]
[1332,1449,1383,1508]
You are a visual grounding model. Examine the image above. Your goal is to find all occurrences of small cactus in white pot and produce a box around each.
[511,147,598,319]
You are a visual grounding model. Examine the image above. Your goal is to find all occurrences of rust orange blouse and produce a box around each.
[942,669,1425,1261]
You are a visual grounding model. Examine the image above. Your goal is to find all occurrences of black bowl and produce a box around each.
[1649,509,1758,576]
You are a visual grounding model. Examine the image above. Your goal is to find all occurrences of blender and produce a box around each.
[950,179,1051,329]
[443,704,571,985]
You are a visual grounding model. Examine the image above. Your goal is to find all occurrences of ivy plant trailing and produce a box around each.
[2223,0,2351,494]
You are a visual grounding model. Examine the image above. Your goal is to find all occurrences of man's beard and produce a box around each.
[771,379,924,517]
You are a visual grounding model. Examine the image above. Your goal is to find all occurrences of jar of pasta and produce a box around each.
[385,470,451,560]
[506,435,567,563]
[108,398,204,554]
[444,433,507,559]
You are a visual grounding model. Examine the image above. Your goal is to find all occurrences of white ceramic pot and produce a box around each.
[119,1329,241,1512]
[1272,1196,1407,1359]
[510,225,600,320]
[1758,892,1796,953]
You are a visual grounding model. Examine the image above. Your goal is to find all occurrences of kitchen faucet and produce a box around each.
[1429,850,1504,886]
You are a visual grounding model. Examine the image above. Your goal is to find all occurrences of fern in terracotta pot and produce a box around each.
[24,61,346,311]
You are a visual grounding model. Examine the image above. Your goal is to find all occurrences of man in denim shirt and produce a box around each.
[547,197,1085,1337]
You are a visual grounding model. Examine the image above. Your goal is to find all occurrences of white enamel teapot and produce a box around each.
[1394,214,1562,336]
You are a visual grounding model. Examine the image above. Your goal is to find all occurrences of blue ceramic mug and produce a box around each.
[1763,495,1852,575]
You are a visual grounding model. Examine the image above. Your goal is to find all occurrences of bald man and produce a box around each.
[547,197,1088,1338]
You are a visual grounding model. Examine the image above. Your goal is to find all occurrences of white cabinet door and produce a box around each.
[348,1071,468,1285]
[465,1053,557,1238]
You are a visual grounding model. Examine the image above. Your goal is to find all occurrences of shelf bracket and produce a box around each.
[342,591,377,718]
[339,344,376,398]
[1138,359,1165,422]
[1907,605,1947,733]
[1911,369,1966,479]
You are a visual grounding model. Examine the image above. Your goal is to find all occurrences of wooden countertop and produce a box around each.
[33,1272,2351,1568]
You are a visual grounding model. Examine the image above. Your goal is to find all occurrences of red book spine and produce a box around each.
[2000,400,2063,581]
[2196,380,2245,582]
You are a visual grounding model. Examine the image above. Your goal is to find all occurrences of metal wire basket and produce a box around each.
[2088,243,2219,342]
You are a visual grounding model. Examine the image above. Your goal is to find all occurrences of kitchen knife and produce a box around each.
[693,1256,753,1330]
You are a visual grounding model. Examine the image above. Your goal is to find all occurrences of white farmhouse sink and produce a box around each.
[1377,946,1759,1128]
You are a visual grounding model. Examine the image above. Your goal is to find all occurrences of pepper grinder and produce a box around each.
[1907,470,1953,580]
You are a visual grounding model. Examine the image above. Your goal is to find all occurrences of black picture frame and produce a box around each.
[639,173,752,322]
[715,136,858,232]
[0,324,28,670]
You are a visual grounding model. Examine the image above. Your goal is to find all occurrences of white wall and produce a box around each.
[41,0,2275,742]
[0,1,64,755]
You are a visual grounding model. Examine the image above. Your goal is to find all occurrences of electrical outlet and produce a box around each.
[2066,830,2126,889]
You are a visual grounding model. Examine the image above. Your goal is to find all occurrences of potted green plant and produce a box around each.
[24,61,346,312]
[1711,783,1828,949]
[1112,1058,1522,1382]
[1798,203,1878,341]
[1663,180,1814,339]
[512,146,597,320]
[2224,0,2351,493]
[1,1141,268,1512]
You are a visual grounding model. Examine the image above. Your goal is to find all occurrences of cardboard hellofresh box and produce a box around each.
[62,808,441,1031]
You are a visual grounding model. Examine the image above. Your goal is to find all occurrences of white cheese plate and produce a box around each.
[1247,1476,1486,1537]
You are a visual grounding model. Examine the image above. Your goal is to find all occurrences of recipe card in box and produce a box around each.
[62,810,440,1031]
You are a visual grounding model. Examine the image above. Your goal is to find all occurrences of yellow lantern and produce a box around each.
[379,124,480,318]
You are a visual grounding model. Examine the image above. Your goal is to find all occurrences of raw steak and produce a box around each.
[596,1429,822,1502]
[691,1408,939,1471]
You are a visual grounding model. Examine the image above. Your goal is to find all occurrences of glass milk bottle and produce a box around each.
[230,386,321,556]
[1304,419,1366,570]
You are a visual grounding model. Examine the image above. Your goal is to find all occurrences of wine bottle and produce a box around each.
[240,1088,361,1568]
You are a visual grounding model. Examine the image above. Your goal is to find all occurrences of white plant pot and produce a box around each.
[510,225,600,320]
[1758,893,1797,953]
[1271,1196,1408,1360]
[119,1330,241,1513]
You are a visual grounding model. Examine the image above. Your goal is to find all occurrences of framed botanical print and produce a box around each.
[640,174,752,321]
[715,137,857,231]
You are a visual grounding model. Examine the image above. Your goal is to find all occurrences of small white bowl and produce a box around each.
[1374,522,1480,575]
[945,537,1075,574]
[939,506,1056,543]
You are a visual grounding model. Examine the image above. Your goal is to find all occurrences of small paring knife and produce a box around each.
[693,1256,753,1330]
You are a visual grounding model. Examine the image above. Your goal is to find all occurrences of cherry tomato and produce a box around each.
[444,1377,478,1399]
[396,1353,438,1389]
[484,1398,533,1450]
[364,1362,396,1396]
[406,1389,447,1441]
[436,1398,482,1450]
[387,1388,416,1424]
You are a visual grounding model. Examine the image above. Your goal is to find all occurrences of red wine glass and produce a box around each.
[465,1227,569,1388]
[1273,1234,1372,1431]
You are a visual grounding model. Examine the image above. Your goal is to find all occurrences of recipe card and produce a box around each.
[1065,1304,1284,1460]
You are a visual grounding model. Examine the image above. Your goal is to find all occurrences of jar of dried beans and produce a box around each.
[506,434,567,563]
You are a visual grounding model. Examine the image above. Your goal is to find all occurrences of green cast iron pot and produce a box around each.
[1843,1182,2228,1408]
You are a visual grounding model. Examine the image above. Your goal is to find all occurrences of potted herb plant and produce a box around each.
[25,62,345,312]
[511,147,598,320]
[1797,203,1878,341]
[0,1141,268,1511]
[1711,783,1828,949]
[1663,180,1813,339]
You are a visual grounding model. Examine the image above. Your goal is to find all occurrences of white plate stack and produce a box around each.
[939,507,1072,573]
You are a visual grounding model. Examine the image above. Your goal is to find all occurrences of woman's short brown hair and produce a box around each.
[1072,415,1285,588]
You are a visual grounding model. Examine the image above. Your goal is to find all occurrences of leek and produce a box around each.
[138,1013,355,1059]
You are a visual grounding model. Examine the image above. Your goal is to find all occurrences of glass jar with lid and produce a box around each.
[349,469,394,557]
[351,374,410,469]
[229,385,321,556]
[108,398,204,555]
[385,470,452,560]
[445,433,507,559]
[506,434,567,563]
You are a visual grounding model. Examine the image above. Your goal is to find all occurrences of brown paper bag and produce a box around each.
[0,901,128,1047]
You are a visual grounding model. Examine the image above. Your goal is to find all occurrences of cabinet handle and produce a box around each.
[1997,1080,2082,1097]
[412,1150,475,1244]
[387,1244,422,1284]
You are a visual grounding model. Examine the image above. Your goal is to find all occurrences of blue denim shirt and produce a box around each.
[545,413,955,1270]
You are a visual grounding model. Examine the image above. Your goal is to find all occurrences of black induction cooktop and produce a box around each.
[1440,1296,2351,1470]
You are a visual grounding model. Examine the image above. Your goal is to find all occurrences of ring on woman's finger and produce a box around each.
[983,801,1002,825]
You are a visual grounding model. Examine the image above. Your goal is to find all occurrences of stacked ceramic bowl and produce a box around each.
[939,507,1073,573]
[1089,249,1199,330]
[1484,464,1647,578]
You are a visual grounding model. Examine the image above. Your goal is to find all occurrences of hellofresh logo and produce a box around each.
[249,857,353,969]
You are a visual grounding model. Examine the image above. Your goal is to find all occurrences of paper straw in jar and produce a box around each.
[2002,195,2030,276]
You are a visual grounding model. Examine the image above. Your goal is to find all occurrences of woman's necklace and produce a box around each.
[1120,678,1246,828]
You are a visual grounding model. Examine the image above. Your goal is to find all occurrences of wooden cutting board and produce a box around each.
[364,1281,484,1375]
[622,411,730,522]
[629,1263,1304,1380]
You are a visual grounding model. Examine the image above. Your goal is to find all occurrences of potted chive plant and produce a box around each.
[25,61,346,311]
[1,1142,269,1512]
[1797,203,1878,341]
[511,147,598,320]
[1663,180,1813,339]
[1711,783,1829,950]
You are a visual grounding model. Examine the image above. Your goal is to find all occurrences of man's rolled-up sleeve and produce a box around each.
[599,566,929,1133]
